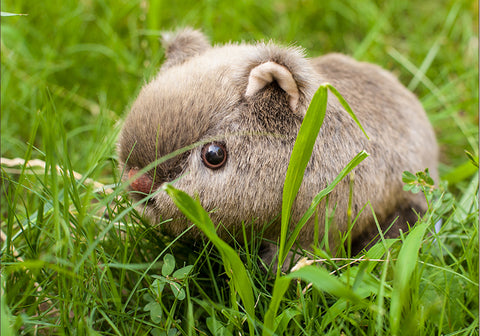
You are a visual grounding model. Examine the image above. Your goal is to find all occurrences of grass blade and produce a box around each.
[267,82,370,333]
[263,264,369,336]
[325,84,369,139]
[262,276,292,336]
[278,85,328,273]
[285,150,369,254]
[278,83,370,272]
[163,184,256,335]
[389,221,429,335]
[287,265,367,304]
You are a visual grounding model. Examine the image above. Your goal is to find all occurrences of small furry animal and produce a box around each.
[118,28,438,263]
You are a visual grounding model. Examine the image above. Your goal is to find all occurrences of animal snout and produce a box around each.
[128,168,157,195]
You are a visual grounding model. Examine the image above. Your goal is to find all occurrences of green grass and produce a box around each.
[1,0,478,335]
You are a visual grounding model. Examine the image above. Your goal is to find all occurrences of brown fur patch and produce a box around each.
[118,29,439,264]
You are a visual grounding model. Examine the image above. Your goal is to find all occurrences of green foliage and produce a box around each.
[143,254,194,334]
[264,84,369,335]
[279,85,328,273]
[163,184,256,334]
[389,221,429,335]
[1,0,478,335]
[278,83,369,273]
[402,169,435,194]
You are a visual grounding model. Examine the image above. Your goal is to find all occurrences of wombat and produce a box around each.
[118,28,438,264]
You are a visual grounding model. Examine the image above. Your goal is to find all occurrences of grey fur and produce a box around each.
[118,28,438,264]
[160,27,211,69]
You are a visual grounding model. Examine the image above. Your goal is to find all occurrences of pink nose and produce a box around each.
[128,168,156,194]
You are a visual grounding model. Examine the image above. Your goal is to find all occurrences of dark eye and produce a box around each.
[201,142,227,169]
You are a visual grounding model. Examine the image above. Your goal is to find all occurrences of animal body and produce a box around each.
[118,28,438,263]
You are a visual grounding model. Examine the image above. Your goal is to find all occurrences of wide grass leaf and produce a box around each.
[389,221,429,335]
[278,85,328,272]
[285,150,369,254]
[263,265,370,336]
[163,184,256,335]
[265,83,369,335]
[288,265,367,303]
[263,276,292,336]
[324,83,369,139]
[278,83,369,271]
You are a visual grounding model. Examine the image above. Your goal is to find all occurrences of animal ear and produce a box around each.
[161,27,210,68]
[245,61,300,111]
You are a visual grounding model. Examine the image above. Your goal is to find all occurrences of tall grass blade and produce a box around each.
[263,264,369,336]
[285,150,369,254]
[325,84,369,139]
[288,265,367,304]
[163,184,256,335]
[278,85,328,273]
[453,174,478,224]
[1,277,14,336]
[389,221,429,335]
[262,276,292,336]
[278,83,369,272]
[266,83,369,334]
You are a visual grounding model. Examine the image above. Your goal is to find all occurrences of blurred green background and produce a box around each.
[1,0,478,183]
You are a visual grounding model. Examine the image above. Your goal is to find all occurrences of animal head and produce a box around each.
[118,28,321,239]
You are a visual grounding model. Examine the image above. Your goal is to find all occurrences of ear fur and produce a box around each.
[161,27,210,68]
[236,44,319,115]
[245,61,300,111]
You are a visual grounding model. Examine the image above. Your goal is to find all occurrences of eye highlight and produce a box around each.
[201,142,227,169]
